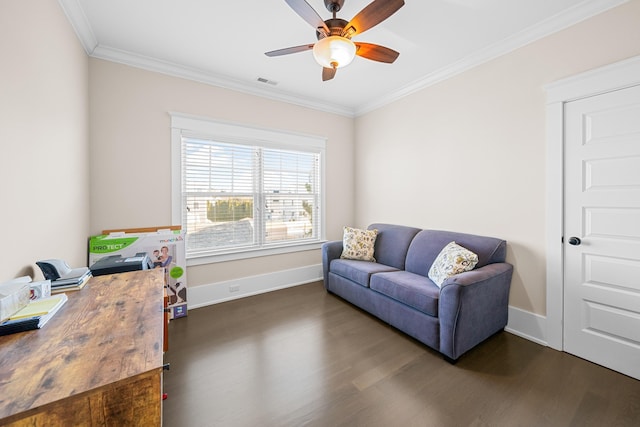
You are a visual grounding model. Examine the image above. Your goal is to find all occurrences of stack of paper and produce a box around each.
[34,260,92,293]
[50,270,92,294]
[0,294,68,336]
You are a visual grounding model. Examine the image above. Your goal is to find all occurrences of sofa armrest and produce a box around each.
[438,262,513,360]
[441,262,512,288]
[321,240,343,288]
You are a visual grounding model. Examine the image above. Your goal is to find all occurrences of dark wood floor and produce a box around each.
[163,281,640,427]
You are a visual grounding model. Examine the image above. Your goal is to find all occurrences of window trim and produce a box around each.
[170,112,327,265]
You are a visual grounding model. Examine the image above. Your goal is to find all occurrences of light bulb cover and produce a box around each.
[312,36,356,69]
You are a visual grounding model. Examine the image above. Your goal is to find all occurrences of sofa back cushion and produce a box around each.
[367,223,422,270]
[405,229,507,277]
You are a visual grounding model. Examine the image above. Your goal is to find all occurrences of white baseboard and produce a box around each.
[187,263,324,309]
[187,266,549,348]
[505,305,547,346]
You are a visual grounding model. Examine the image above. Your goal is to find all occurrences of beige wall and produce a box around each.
[88,59,355,287]
[355,1,640,315]
[0,1,89,279]
[4,0,638,313]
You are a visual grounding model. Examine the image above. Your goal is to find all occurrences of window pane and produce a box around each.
[183,138,256,253]
[263,148,319,244]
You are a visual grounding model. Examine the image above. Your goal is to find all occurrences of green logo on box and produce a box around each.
[170,266,184,279]
[89,236,139,253]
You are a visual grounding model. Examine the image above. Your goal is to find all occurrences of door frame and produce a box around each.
[544,55,640,350]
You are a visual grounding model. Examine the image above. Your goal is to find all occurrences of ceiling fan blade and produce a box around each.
[342,0,404,37]
[285,0,330,34]
[265,44,314,57]
[355,42,399,63]
[322,67,336,81]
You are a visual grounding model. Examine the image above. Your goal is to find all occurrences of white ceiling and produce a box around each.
[59,0,626,116]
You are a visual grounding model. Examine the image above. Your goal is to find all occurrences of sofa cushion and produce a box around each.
[428,241,478,287]
[330,259,399,288]
[370,271,440,317]
[367,223,422,270]
[341,226,378,261]
[406,229,507,277]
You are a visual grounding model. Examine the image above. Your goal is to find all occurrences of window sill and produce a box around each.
[186,241,327,266]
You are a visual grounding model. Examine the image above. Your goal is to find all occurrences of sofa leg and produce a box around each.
[443,355,457,365]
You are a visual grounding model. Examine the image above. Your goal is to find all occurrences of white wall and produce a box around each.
[88,59,355,289]
[0,0,89,279]
[354,1,640,315]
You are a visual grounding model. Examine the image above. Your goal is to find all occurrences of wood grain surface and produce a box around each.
[163,281,640,426]
[0,269,165,425]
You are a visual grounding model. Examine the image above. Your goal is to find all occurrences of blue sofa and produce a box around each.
[322,223,513,361]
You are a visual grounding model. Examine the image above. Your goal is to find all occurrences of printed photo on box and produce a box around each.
[89,228,187,319]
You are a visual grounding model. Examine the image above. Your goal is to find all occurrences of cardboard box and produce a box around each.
[89,228,187,319]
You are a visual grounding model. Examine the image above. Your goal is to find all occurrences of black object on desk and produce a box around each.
[90,253,152,276]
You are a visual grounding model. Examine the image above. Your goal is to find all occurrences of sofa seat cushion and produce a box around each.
[370,271,440,317]
[330,259,399,288]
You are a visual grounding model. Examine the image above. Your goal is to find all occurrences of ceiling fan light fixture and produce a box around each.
[312,36,356,69]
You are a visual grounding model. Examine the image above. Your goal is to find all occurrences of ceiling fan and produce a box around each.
[265,0,405,81]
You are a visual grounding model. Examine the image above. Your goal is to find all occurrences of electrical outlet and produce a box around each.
[229,284,240,293]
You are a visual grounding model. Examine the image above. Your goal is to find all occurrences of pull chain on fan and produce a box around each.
[265,0,404,81]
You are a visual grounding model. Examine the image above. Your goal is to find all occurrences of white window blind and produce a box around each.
[171,114,325,262]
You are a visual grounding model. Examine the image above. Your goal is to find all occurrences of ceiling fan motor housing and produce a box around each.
[316,18,349,39]
[324,0,344,13]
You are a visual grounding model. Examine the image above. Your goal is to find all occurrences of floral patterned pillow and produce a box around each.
[340,226,378,262]
[428,241,478,287]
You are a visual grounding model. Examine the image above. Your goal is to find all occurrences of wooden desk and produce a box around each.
[0,269,165,426]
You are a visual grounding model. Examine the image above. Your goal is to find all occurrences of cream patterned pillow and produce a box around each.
[428,241,478,287]
[340,226,378,262]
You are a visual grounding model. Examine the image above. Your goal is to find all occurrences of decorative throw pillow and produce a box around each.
[340,226,378,262]
[428,241,478,287]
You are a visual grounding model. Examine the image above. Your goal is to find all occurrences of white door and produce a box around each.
[564,84,640,380]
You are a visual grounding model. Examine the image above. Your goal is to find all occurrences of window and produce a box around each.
[171,113,325,264]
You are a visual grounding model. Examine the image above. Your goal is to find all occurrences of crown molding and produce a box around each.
[354,0,629,116]
[90,45,355,117]
[58,0,627,118]
[57,0,98,54]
